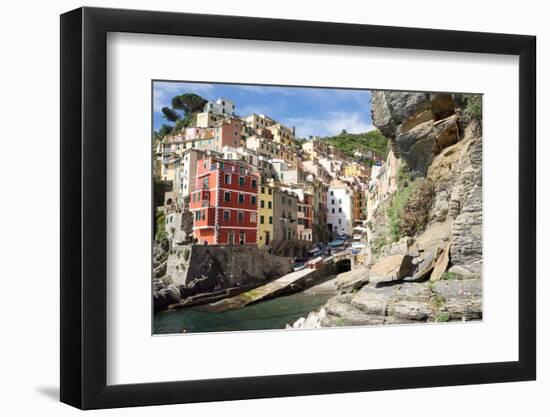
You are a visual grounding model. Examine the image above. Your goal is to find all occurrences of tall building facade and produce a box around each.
[257,183,274,248]
[189,156,259,245]
[327,181,354,236]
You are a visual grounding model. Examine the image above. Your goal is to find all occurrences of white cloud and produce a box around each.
[153,81,214,111]
[283,112,374,138]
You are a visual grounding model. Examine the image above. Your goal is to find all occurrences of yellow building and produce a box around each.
[257,183,274,248]
[344,162,369,179]
[160,156,180,182]
[267,123,295,148]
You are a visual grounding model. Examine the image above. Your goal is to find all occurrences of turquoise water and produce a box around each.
[153,292,333,334]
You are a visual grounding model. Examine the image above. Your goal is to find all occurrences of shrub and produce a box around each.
[464,95,482,121]
[182,248,190,261]
[441,271,460,280]
[387,183,415,242]
[371,236,387,256]
[436,312,450,323]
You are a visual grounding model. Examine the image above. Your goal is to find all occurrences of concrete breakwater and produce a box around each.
[205,261,338,312]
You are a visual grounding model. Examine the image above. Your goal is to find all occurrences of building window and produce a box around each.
[260,200,265,208]
[219,162,224,170]
[251,196,257,205]
[338,219,342,224]
[261,186,265,194]
[239,193,245,204]
[268,188,272,195]
[339,208,342,213]
[331,199,335,205]
[332,208,335,214]
[339,199,342,204]
[330,191,334,196]
[224,191,231,202]
[268,201,272,209]
[260,215,265,224]
[223,210,230,221]
[224,173,231,184]
[237,211,244,223]
[251,213,257,222]
[239,176,245,186]
[251,179,257,189]
[269,216,273,224]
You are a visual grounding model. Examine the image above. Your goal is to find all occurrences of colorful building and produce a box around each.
[296,191,313,241]
[266,123,295,148]
[189,156,259,245]
[257,183,274,248]
[196,111,224,128]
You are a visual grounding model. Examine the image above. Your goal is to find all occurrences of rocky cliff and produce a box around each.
[291,91,482,329]
[154,244,293,312]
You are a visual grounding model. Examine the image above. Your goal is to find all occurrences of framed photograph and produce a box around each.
[60,6,536,409]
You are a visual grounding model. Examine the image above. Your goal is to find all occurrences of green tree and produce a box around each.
[161,106,181,122]
[171,93,207,115]
[154,124,173,139]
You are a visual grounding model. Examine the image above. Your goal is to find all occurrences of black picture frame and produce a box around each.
[60,6,536,410]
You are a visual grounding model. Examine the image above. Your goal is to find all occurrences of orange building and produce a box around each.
[189,156,259,245]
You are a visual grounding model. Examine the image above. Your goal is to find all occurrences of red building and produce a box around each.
[189,156,259,245]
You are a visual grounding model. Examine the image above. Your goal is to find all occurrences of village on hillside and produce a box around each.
[154,96,394,263]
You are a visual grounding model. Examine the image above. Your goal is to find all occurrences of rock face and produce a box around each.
[291,92,483,329]
[291,278,482,328]
[371,91,461,176]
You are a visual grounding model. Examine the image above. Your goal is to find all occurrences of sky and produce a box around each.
[153,81,373,138]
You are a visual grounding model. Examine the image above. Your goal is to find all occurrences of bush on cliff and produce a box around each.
[464,94,482,121]
[387,177,434,242]
[387,182,415,242]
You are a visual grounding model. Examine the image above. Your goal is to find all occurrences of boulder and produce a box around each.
[414,220,453,254]
[398,109,435,134]
[369,254,414,283]
[395,120,438,176]
[371,91,431,138]
[434,114,460,150]
[430,243,451,281]
[404,247,440,282]
[334,267,370,293]
[430,93,456,120]
[386,92,431,124]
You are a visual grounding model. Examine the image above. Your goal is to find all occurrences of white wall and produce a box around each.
[327,187,353,235]
[0,0,547,416]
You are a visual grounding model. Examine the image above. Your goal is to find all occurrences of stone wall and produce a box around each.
[154,244,293,312]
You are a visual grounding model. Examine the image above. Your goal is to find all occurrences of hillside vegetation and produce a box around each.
[324,129,389,158]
